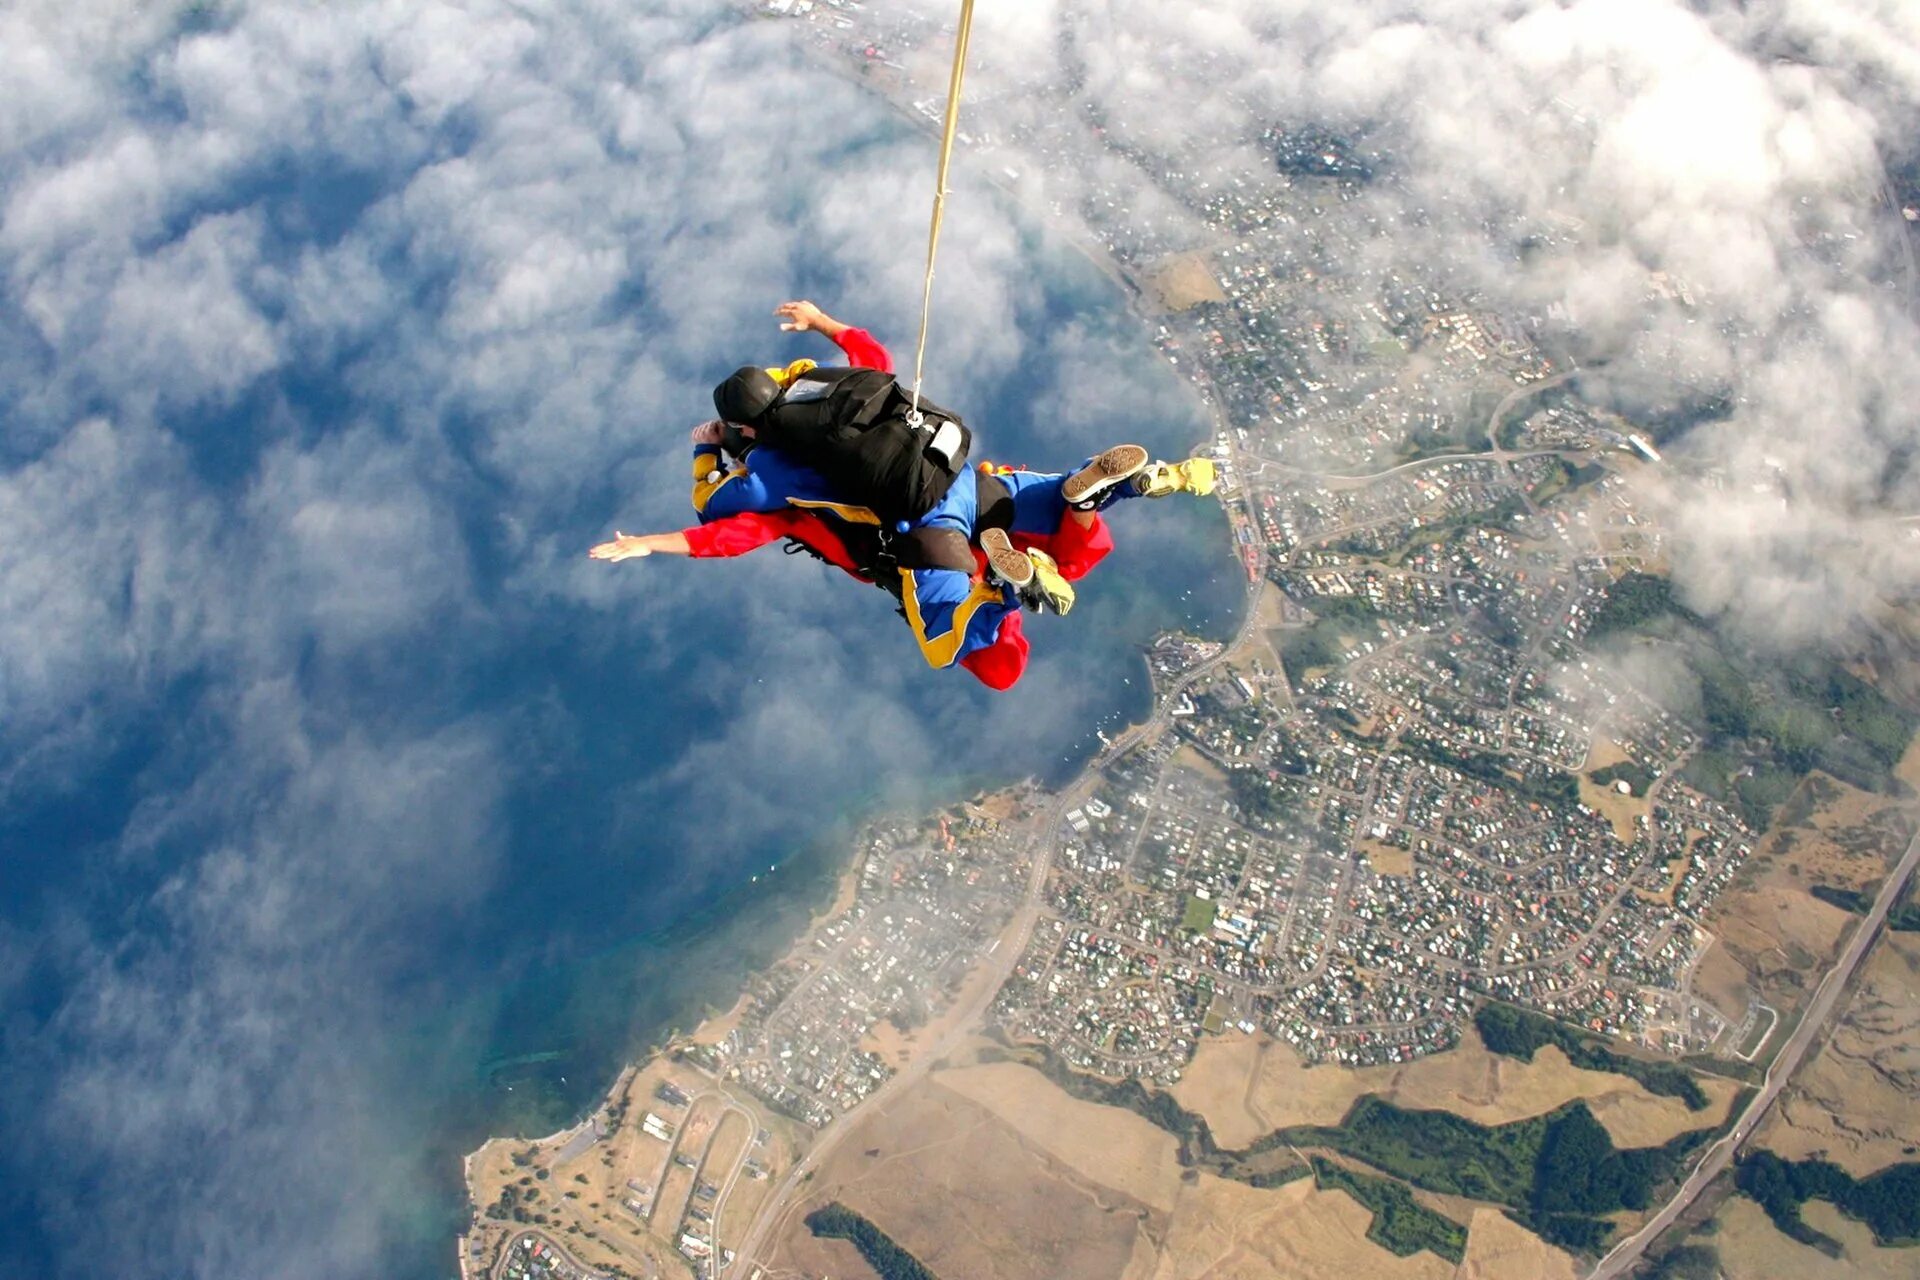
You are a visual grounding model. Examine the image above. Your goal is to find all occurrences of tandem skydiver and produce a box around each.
[588,301,1215,690]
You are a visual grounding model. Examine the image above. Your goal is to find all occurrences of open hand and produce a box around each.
[589,532,652,562]
[775,299,828,332]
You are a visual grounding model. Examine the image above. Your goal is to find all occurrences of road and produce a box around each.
[1588,820,1920,1279]
[726,586,1270,1276]
[724,776,1092,1274]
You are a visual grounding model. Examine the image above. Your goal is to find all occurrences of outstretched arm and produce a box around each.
[589,530,692,561]
[775,299,849,339]
[775,300,892,372]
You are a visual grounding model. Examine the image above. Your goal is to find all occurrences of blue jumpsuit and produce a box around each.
[692,443,1020,670]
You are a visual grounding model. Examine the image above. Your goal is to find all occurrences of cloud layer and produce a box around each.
[3,1,1917,1276]
[955,0,1920,645]
[2,2,1171,1274]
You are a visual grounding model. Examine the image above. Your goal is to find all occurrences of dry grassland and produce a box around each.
[1713,884,1854,975]
[931,1062,1185,1212]
[772,1080,1147,1280]
[858,1016,915,1066]
[1712,1196,1920,1280]
[703,1110,751,1185]
[1759,772,1915,892]
[1897,735,1920,792]
[776,1231,884,1280]
[466,1060,735,1279]
[1579,739,1651,842]
[1456,1207,1579,1280]
[1171,1032,1736,1149]
[1174,742,1232,782]
[1140,1173,1454,1280]
[1693,940,1755,1024]
[788,1065,1590,1280]
[1357,837,1415,876]
[1144,252,1227,311]
[653,1096,720,1231]
[1757,932,1920,1177]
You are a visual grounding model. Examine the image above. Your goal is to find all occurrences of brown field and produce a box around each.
[1712,883,1855,983]
[1457,1207,1579,1280]
[1757,931,1920,1177]
[858,1016,916,1066]
[1757,772,1915,891]
[1170,1031,1736,1149]
[652,1096,721,1233]
[1356,837,1415,876]
[778,1063,1591,1280]
[1137,1173,1454,1280]
[931,1061,1185,1211]
[776,1231,884,1280]
[1579,738,1651,842]
[1143,251,1227,311]
[769,1078,1149,1280]
[1174,743,1232,782]
[702,1110,751,1189]
[1896,734,1920,792]
[1693,938,1756,1025]
[1713,1195,1920,1280]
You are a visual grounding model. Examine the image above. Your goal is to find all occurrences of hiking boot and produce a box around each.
[980,527,1033,591]
[1025,548,1076,616]
[1133,456,1218,498]
[1063,444,1151,510]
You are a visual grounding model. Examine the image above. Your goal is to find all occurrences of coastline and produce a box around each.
[457,25,1253,1278]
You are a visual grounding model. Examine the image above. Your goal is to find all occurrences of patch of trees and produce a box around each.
[1809,884,1869,913]
[1588,760,1655,797]
[1672,642,1918,827]
[1274,1097,1719,1253]
[1019,1040,1725,1258]
[1628,392,1734,446]
[804,1203,942,1280]
[1736,1151,1920,1250]
[1646,1243,1722,1279]
[1587,572,1693,639]
[1311,1157,1467,1263]
[1474,1004,1709,1110]
[1400,736,1580,809]
[1786,661,1918,771]
[1228,769,1292,824]
[1281,623,1343,673]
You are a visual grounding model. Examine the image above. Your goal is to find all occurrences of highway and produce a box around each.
[1588,820,1920,1279]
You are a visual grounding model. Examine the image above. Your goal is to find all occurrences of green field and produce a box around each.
[1180,894,1218,932]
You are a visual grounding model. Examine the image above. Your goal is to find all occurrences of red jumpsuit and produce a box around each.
[677,327,1112,690]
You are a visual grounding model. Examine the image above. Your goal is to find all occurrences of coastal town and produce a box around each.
[459,5,1920,1279]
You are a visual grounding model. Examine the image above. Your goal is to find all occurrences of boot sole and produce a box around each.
[980,527,1033,587]
[1062,444,1150,506]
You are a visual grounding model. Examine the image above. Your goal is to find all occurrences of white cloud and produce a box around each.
[4,0,1919,1274]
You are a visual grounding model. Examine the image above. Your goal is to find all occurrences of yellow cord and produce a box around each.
[906,0,976,419]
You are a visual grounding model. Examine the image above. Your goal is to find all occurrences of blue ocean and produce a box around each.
[0,8,1240,1276]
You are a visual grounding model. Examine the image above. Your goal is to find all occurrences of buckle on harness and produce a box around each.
[927,419,963,471]
[904,406,963,473]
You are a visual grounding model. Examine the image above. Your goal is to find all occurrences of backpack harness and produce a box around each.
[782,469,1016,604]
[749,366,972,527]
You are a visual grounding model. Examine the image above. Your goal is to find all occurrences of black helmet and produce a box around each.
[713,366,781,427]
